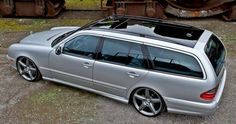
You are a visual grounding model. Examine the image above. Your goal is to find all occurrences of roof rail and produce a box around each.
[111,14,200,30]
[112,14,164,22]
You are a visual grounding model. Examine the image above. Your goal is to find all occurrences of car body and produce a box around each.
[7,15,227,117]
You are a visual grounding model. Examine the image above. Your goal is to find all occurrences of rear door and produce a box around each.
[93,38,149,97]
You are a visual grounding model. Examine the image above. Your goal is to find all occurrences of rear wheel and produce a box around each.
[17,57,41,82]
[132,88,165,117]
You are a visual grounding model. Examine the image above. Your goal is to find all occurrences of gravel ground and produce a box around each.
[0,17,236,124]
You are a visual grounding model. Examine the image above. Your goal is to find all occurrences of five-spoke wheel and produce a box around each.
[17,57,41,81]
[132,88,165,117]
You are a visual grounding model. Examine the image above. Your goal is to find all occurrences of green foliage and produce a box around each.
[24,86,98,122]
[29,88,59,105]
[0,19,90,32]
[65,0,107,9]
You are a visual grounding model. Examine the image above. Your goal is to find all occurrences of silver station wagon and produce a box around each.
[7,15,227,117]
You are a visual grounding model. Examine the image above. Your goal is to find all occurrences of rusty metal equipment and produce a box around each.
[108,0,236,21]
[0,0,65,17]
[109,0,167,18]
[165,0,236,20]
[0,0,236,21]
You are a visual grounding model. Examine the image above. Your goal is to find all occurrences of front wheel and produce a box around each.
[17,57,41,82]
[132,88,165,117]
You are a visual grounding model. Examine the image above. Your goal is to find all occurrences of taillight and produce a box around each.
[200,85,219,101]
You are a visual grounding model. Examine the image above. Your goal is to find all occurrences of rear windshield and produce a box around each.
[205,35,226,75]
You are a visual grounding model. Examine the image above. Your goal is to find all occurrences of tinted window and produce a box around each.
[205,35,225,75]
[100,38,146,68]
[63,35,99,58]
[148,46,203,78]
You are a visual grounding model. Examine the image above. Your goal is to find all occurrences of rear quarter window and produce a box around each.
[147,46,204,78]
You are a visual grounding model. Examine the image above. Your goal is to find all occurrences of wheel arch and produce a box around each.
[16,53,40,69]
[8,44,40,68]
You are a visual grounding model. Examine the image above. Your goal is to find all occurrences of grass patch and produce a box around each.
[21,85,99,123]
[0,19,91,32]
[222,34,236,43]
[29,88,59,105]
[65,0,106,10]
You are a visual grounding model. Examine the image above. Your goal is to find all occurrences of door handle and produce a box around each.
[127,72,140,78]
[83,62,93,68]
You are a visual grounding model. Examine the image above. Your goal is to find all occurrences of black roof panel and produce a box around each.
[83,15,204,48]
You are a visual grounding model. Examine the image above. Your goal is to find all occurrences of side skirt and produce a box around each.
[43,77,129,104]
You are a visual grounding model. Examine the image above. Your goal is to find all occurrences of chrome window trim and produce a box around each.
[102,35,144,45]
[54,31,206,80]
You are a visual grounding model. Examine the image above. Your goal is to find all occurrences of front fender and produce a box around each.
[8,43,53,77]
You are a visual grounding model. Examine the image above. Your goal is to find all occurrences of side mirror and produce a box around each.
[55,46,62,55]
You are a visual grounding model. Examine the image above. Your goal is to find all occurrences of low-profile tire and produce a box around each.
[16,57,41,82]
[132,87,165,117]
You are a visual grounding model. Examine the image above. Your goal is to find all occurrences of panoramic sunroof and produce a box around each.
[91,17,204,47]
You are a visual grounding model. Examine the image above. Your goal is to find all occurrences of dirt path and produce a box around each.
[0,56,236,124]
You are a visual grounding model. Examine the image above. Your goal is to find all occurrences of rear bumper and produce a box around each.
[165,69,227,115]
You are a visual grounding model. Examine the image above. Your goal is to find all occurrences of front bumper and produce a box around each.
[6,55,17,69]
[165,69,227,115]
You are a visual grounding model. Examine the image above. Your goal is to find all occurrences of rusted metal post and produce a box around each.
[223,5,236,21]
[35,0,45,16]
[101,0,103,9]
[0,0,14,16]
[112,0,166,19]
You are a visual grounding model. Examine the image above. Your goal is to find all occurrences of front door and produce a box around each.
[49,35,100,88]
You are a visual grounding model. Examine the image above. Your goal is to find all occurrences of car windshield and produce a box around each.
[51,29,78,47]
[50,18,106,47]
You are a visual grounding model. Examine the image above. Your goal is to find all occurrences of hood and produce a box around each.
[20,26,80,47]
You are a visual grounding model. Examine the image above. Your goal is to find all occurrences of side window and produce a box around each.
[100,38,147,68]
[63,35,99,58]
[147,46,203,78]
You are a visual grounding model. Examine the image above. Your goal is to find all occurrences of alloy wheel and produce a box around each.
[17,57,40,81]
[132,88,164,117]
